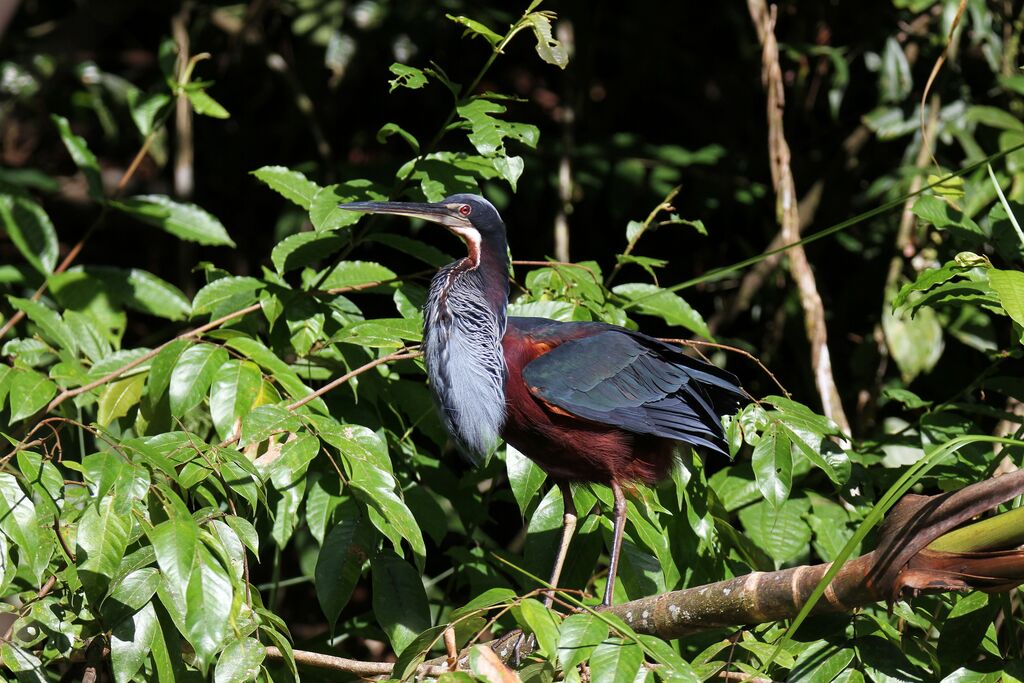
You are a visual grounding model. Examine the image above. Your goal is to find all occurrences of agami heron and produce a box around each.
[340,194,744,607]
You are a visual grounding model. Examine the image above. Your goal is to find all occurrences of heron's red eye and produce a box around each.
[459,204,472,216]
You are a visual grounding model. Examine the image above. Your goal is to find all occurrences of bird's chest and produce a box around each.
[423,268,508,461]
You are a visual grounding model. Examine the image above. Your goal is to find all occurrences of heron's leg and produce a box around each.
[543,481,577,608]
[602,480,627,607]
[513,481,577,665]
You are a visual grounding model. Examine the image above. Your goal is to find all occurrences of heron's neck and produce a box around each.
[423,236,509,460]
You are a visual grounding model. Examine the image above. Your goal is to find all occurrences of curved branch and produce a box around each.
[747,0,851,437]
[605,469,1024,639]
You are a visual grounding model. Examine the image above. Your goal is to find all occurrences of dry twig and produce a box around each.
[746,0,851,436]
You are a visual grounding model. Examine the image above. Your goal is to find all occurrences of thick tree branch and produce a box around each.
[605,469,1024,638]
[747,0,851,437]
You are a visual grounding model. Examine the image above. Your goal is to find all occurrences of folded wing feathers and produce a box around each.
[523,330,744,455]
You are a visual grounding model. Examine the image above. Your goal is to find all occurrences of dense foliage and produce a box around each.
[1,0,1024,681]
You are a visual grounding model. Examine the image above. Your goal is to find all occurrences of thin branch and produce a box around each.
[1,575,57,642]
[659,338,791,398]
[718,672,776,683]
[43,302,263,416]
[264,646,448,677]
[747,0,851,437]
[918,0,966,169]
[284,348,421,412]
[605,186,681,287]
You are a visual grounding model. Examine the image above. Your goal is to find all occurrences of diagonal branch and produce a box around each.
[746,0,851,437]
[604,468,1024,639]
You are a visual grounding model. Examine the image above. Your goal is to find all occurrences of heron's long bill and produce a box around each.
[337,200,473,230]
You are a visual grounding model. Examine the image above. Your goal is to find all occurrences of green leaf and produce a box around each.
[191,275,265,319]
[613,283,711,338]
[392,625,448,681]
[226,336,329,414]
[147,338,190,404]
[148,513,200,605]
[16,450,62,520]
[557,613,609,671]
[751,423,792,508]
[265,433,320,486]
[272,231,347,274]
[636,634,700,682]
[321,260,398,290]
[589,639,644,683]
[525,12,568,68]
[209,359,264,440]
[225,515,260,556]
[76,494,132,602]
[371,550,431,656]
[881,387,931,409]
[449,587,518,621]
[98,373,147,426]
[334,318,422,348]
[186,88,230,118]
[214,637,266,683]
[241,404,303,446]
[506,444,546,517]
[491,155,525,190]
[1,642,45,677]
[115,268,192,319]
[127,91,170,136]
[457,99,540,156]
[55,266,192,321]
[104,567,162,626]
[185,544,233,672]
[0,193,58,274]
[911,195,983,241]
[882,303,944,382]
[377,122,420,154]
[252,166,321,210]
[989,268,1024,328]
[0,474,48,583]
[115,194,235,246]
[7,295,78,356]
[446,14,503,45]
[52,114,103,200]
[737,498,812,564]
[309,180,387,231]
[111,602,159,683]
[787,641,853,683]
[516,598,560,658]
[893,261,969,309]
[315,500,375,631]
[879,35,911,103]
[388,63,428,92]
[8,367,56,422]
[965,105,1024,132]
[169,343,229,416]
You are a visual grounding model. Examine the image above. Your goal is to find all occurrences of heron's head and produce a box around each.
[338,193,505,265]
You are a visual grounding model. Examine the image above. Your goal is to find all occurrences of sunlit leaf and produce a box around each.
[0,193,58,274]
[114,195,235,246]
[252,165,321,210]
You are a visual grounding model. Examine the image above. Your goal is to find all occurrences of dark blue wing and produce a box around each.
[520,328,743,456]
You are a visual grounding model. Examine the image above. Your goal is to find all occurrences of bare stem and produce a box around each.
[746,0,851,437]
